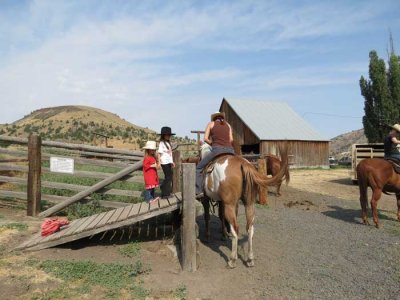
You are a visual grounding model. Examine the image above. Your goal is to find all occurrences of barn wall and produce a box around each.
[261,140,329,168]
[220,100,259,145]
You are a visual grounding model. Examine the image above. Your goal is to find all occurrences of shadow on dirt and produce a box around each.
[328,178,355,186]
[195,214,250,267]
[322,205,398,225]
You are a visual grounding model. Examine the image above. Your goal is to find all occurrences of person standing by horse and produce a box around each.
[384,124,400,161]
[158,126,175,199]
[195,112,235,199]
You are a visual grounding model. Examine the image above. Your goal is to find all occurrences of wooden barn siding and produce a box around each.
[220,101,259,145]
[261,140,329,168]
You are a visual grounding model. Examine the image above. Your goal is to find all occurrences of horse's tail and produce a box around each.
[281,152,290,185]
[241,143,289,202]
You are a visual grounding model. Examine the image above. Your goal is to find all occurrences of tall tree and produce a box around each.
[360,49,400,143]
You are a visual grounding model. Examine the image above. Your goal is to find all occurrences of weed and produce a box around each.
[174,284,188,300]
[61,201,110,220]
[40,259,150,290]
[256,203,270,209]
[130,283,150,299]
[0,222,28,231]
[119,240,141,258]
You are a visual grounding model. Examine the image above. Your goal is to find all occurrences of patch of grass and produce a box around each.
[33,283,92,300]
[130,282,150,299]
[119,241,141,258]
[61,201,110,220]
[0,214,3,218]
[0,222,28,231]
[174,284,188,300]
[256,203,270,209]
[39,259,150,290]
[0,244,6,257]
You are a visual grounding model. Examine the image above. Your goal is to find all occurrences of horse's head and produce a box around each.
[200,143,212,160]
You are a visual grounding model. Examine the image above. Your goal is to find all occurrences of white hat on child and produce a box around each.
[142,141,157,150]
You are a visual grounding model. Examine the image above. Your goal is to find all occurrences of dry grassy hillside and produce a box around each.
[329,128,367,156]
[0,106,191,150]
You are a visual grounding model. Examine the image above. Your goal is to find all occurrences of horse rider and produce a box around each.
[195,112,235,199]
[384,124,400,162]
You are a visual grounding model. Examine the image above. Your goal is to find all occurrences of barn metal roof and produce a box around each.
[221,98,328,141]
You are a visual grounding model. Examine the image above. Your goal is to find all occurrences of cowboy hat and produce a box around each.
[142,141,157,150]
[392,124,400,132]
[211,111,225,121]
[159,126,176,135]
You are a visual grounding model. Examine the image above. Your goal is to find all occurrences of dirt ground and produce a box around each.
[0,168,399,299]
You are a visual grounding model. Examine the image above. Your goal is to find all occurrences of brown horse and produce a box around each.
[265,154,290,196]
[357,158,400,228]
[200,143,289,268]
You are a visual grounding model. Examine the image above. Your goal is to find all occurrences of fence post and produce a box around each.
[27,134,41,216]
[172,151,181,193]
[258,158,268,205]
[181,163,197,272]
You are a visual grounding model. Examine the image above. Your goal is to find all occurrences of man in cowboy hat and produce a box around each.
[384,124,400,161]
[195,111,235,199]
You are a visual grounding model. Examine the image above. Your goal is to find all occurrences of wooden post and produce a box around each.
[181,163,197,272]
[172,151,181,193]
[39,161,143,217]
[27,134,41,216]
[258,158,268,205]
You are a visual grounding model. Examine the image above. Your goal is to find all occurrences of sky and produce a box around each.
[0,0,400,140]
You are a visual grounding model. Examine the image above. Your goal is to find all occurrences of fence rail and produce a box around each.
[0,134,151,215]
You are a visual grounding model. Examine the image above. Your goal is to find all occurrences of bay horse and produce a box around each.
[200,143,289,268]
[265,154,290,196]
[357,158,400,228]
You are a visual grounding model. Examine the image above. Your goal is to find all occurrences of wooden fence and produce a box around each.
[0,134,157,215]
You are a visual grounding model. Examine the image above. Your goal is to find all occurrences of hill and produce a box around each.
[0,106,190,150]
[329,128,367,157]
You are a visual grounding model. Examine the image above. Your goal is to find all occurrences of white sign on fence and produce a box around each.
[50,157,74,174]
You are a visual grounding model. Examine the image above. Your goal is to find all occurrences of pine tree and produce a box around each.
[360,50,398,142]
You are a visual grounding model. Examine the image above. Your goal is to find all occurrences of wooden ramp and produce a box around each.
[16,194,181,251]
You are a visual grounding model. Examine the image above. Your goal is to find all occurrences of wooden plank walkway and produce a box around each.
[16,193,182,251]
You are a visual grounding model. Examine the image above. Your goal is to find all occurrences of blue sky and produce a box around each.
[0,1,400,139]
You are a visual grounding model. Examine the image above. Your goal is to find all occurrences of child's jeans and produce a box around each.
[144,188,156,202]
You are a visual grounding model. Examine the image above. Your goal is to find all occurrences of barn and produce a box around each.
[219,98,329,168]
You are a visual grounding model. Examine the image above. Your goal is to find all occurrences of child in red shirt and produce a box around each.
[143,141,160,203]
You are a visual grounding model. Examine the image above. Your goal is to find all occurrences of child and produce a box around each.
[142,141,160,203]
[157,126,175,198]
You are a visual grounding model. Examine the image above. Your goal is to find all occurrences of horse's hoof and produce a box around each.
[227,259,236,269]
[276,194,281,197]
[375,223,380,229]
[362,220,370,226]
[246,260,255,268]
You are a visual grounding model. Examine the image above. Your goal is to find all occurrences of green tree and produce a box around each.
[360,50,400,142]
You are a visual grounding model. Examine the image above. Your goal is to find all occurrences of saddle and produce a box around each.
[203,152,235,174]
[385,158,400,174]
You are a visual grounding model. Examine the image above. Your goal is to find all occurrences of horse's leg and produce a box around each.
[396,194,400,222]
[201,198,210,241]
[358,177,369,225]
[224,204,239,268]
[371,189,382,228]
[276,180,282,197]
[218,202,229,240]
[245,203,255,267]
